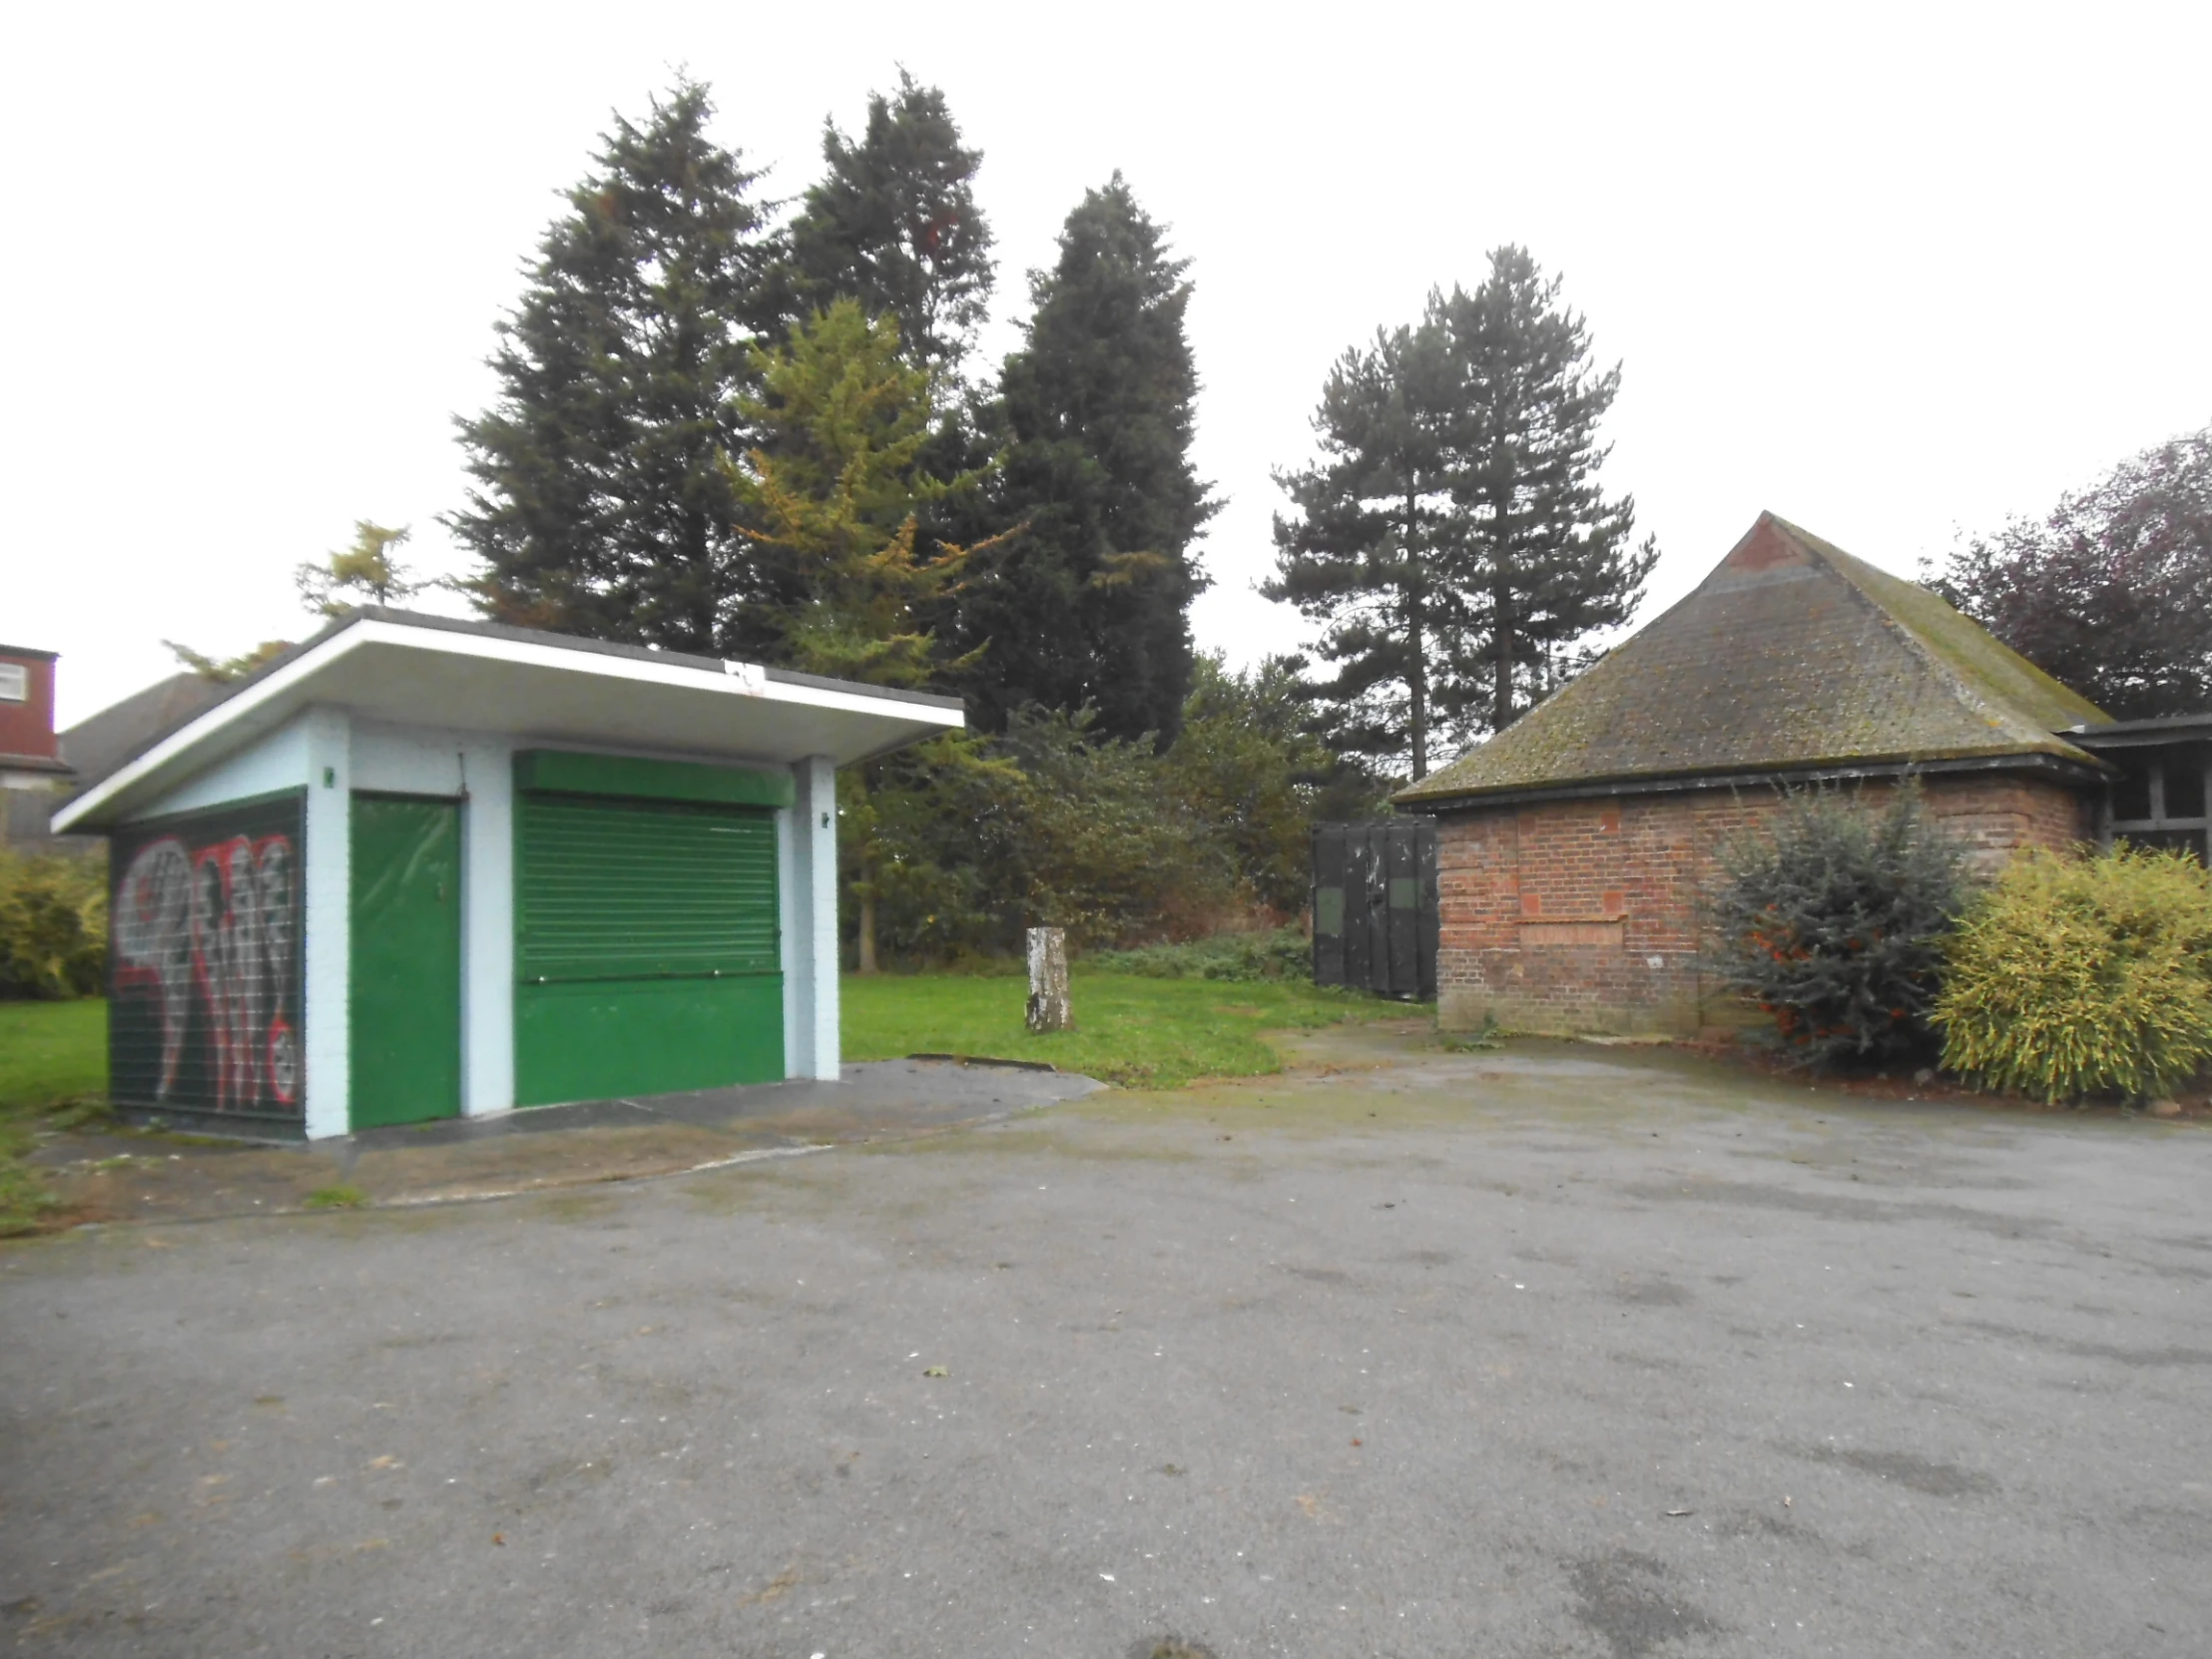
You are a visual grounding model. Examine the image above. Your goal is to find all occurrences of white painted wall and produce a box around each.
[350,720,516,1118]
[786,755,840,1081]
[144,712,313,818]
[299,707,351,1140]
[119,711,835,1135]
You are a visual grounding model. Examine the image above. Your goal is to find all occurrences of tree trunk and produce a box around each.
[1492,576,1514,734]
[1490,507,1515,732]
[1405,493,1428,781]
[851,767,879,975]
[857,877,879,975]
[1026,927,1071,1032]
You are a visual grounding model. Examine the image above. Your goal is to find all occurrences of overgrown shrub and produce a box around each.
[851,654,1389,963]
[0,848,108,1000]
[1932,845,2212,1103]
[1090,926,1311,982]
[1709,786,1968,1066]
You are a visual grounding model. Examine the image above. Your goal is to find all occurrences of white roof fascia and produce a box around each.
[52,617,961,833]
[51,628,365,832]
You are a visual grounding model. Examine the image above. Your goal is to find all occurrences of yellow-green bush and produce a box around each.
[1932,845,2212,1103]
[0,848,108,1000]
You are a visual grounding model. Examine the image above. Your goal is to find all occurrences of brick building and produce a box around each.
[1394,513,2139,1036]
[0,644,75,848]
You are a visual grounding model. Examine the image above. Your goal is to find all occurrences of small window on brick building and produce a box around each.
[0,664,26,702]
[2166,764,2206,821]
[2112,768,2152,823]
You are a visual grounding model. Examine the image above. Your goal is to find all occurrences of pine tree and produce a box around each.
[447,80,780,654]
[726,298,983,686]
[1266,317,1455,779]
[959,175,1216,743]
[296,521,422,616]
[1433,248,1656,734]
[788,72,995,380]
[729,298,1011,974]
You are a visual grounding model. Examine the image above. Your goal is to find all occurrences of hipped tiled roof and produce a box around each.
[1397,512,2109,808]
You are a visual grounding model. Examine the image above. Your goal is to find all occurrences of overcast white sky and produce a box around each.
[7,1,2208,727]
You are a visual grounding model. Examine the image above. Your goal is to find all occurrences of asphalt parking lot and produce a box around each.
[4,1031,2210,1657]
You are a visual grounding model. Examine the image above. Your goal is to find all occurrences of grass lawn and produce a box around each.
[0,999,109,1234]
[843,968,1406,1088]
[0,976,1408,1230]
[0,998,108,1112]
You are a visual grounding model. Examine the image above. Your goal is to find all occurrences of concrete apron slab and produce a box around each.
[34,1059,1105,1227]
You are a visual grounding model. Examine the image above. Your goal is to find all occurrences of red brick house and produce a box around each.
[0,644,75,848]
[1392,512,2182,1036]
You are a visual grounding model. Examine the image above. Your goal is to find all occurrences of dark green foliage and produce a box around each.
[1163,654,1378,913]
[855,655,1359,963]
[448,80,781,653]
[787,72,995,379]
[1090,926,1310,982]
[957,176,1217,744]
[0,849,107,1000]
[1931,422,2212,720]
[1272,249,1656,761]
[1709,787,1969,1067]
[1267,318,1453,778]
[1436,249,1657,734]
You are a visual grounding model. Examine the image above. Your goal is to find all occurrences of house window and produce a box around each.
[2108,753,2212,865]
[0,664,26,703]
[2166,764,2206,821]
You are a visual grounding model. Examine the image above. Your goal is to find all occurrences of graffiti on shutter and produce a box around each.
[111,793,304,1124]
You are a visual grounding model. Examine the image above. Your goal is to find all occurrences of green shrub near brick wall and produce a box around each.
[1933,845,2212,1104]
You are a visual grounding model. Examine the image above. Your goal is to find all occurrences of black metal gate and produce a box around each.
[1311,820,1438,1000]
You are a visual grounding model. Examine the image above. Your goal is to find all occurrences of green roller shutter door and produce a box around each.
[514,793,784,1106]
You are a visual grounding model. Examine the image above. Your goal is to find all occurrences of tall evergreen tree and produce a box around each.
[788,72,995,379]
[959,175,1216,743]
[1266,317,1454,779]
[447,80,781,653]
[726,298,982,685]
[1433,248,1656,734]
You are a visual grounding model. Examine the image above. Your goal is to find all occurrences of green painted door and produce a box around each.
[349,795,463,1129]
[513,793,783,1106]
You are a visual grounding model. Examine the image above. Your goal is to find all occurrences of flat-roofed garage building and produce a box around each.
[52,609,960,1140]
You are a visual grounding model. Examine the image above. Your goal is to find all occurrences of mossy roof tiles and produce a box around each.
[1397,512,2110,807]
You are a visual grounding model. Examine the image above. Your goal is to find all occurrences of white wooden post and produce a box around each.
[1026,926,1070,1033]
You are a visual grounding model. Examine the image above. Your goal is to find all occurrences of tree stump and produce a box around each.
[1026,926,1071,1033]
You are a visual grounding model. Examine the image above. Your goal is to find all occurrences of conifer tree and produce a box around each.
[1266,318,1454,779]
[1433,247,1656,734]
[447,80,780,653]
[296,521,421,616]
[728,298,1009,974]
[788,72,995,379]
[726,299,982,685]
[959,175,1216,743]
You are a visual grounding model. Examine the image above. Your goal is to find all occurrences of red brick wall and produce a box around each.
[1433,773,2092,1035]
[0,650,59,762]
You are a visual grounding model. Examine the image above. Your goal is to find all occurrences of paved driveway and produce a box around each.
[4,1034,2210,1657]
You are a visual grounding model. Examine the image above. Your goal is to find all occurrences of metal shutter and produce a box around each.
[516,795,779,983]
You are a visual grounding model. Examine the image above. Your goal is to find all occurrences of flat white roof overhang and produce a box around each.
[54,610,965,833]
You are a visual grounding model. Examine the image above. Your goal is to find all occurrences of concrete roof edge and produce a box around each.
[52,609,963,833]
[1395,748,2110,815]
